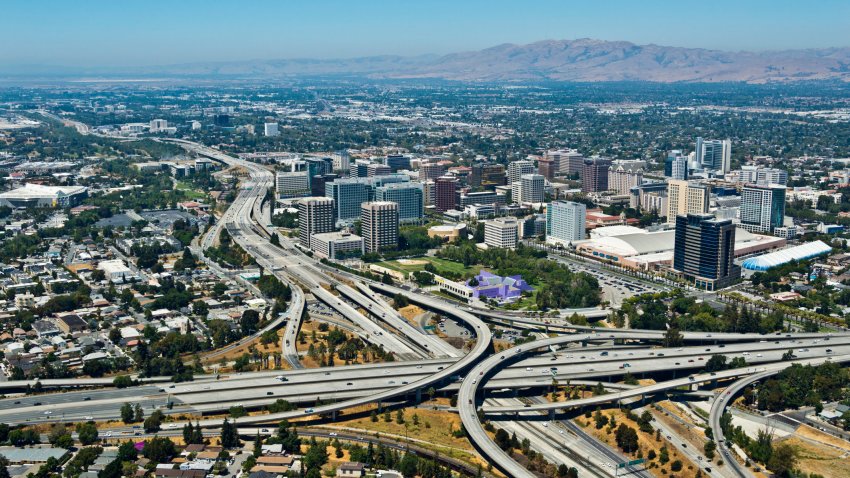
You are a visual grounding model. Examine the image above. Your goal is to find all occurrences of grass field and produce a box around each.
[175,180,209,200]
[375,256,482,278]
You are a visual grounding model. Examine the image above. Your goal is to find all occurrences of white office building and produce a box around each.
[298,197,335,247]
[518,174,545,203]
[508,161,535,202]
[696,137,732,174]
[275,171,311,199]
[310,231,363,260]
[484,217,519,249]
[739,166,788,186]
[264,122,279,137]
[546,201,586,246]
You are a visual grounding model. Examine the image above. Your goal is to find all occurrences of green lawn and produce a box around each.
[175,181,209,200]
[375,256,482,278]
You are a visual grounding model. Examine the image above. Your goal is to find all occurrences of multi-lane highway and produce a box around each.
[32,119,850,478]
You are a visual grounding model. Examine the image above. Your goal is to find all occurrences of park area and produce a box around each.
[375,256,482,279]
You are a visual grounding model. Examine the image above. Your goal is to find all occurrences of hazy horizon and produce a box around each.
[2,0,850,69]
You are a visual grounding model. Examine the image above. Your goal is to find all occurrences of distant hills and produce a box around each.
[8,39,850,83]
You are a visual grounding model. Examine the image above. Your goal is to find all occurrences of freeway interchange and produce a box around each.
[17,129,850,478]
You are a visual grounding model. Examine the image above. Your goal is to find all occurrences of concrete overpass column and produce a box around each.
[549,409,556,420]
[416,388,422,403]
[332,410,337,420]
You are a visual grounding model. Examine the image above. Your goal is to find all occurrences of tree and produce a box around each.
[615,424,639,453]
[120,402,134,424]
[240,309,260,336]
[767,443,797,478]
[76,422,99,445]
[253,433,263,458]
[662,328,684,348]
[221,418,240,448]
[0,455,9,478]
[134,403,144,423]
[704,354,728,372]
[494,429,511,450]
[594,408,609,429]
[704,440,717,460]
[143,436,176,463]
[118,440,138,461]
[670,460,683,472]
[144,410,163,433]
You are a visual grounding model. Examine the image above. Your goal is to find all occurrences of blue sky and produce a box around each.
[2,0,849,67]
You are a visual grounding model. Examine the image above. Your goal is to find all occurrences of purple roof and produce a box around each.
[465,270,533,301]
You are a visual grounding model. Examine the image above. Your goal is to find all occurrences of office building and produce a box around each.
[581,157,613,193]
[484,217,519,249]
[350,159,372,178]
[546,201,586,246]
[366,163,392,177]
[665,150,689,180]
[608,161,644,194]
[149,119,168,132]
[740,185,786,234]
[361,202,399,253]
[310,231,363,260]
[696,137,732,174]
[507,160,535,185]
[375,182,424,223]
[458,191,507,208]
[419,163,446,181]
[666,180,709,223]
[739,166,788,186]
[310,173,338,197]
[423,180,435,206]
[275,171,311,199]
[298,197,335,247]
[325,175,408,225]
[332,150,350,172]
[434,176,458,212]
[537,159,556,180]
[518,174,545,203]
[544,149,584,176]
[263,122,279,137]
[673,213,739,290]
[385,154,411,172]
[470,163,506,189]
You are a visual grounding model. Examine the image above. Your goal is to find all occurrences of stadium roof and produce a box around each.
[742,240,832,271]
[0,183,87,199]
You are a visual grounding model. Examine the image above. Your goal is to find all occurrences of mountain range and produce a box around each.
[9,39,850,83]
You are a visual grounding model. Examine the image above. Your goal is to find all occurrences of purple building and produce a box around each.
[466,270,534,302]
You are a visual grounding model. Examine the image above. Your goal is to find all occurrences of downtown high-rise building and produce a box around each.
[508,160,535,184]
[276,170,311,199]
[385,154,411,172]
[665,150,689,180]
[325,175,408,225]
[469,163,506,189]
[738,166,788,186]
[666,180,710,224]
[298,197,335,247]
[518,174,545,203]
[673,213,739,291]
[419,163,446,181]
[607,161,644,195]
[544,149,584,177]
[361,201,399,253]
[739,184,786,234]
[508,160,535,202]
[581,157,613,193]
[546,201,586,246]
[375,181,424,223]
[696,137,732,174]
[434,176,458,212]
[350,159,372,178]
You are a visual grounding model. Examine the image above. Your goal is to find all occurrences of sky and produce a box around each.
[2,0,850,68]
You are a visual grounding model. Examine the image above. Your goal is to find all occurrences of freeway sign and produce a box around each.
[617,459,645,469]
